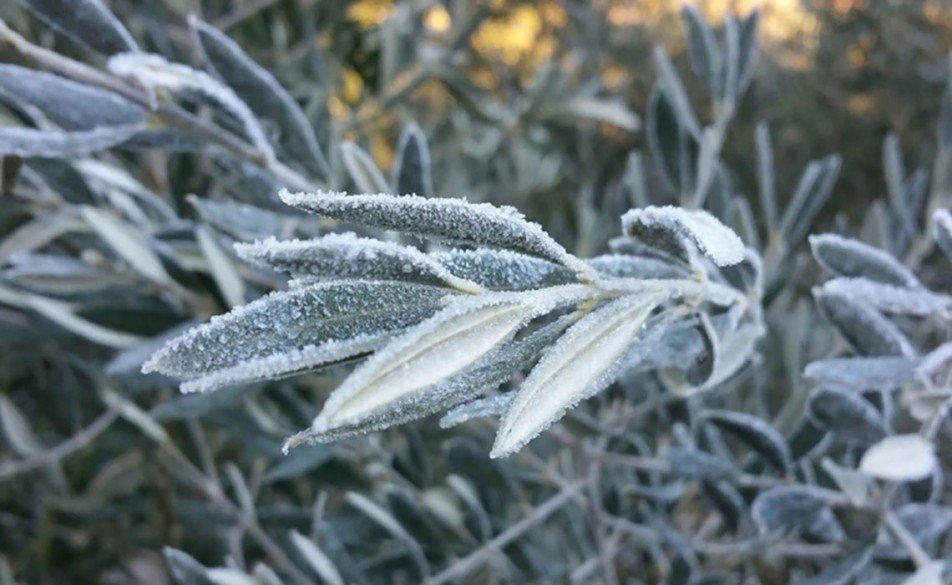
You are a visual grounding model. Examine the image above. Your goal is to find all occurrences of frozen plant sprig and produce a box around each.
[146,192,762,457]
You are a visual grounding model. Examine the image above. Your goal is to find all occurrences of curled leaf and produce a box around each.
[622,206,745,266]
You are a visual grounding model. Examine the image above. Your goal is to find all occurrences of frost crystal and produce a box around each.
[621,206,746,266]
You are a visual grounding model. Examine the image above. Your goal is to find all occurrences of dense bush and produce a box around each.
[0,1,949,583]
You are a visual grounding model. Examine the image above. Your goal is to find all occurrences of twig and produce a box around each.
[425,481,584,585]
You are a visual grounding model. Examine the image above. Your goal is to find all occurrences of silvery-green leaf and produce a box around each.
[107,53,273,161]
[804,356,917,393]
[391,122,433,197]
[492,291,664,458]
[883,134,918,237]
[196,225,246,308]
[189,197,301,242]
[792,543,873,585]
[652,47,701,138]
[439,393,513,429]
[550,97,640,131]
[780,156,842,245]
[808,387,886,445]
[809,233,918,287]
[79,206,172,286]
[340,142,390,194]
[752,485,830,533]
[664,447,735,482]
[646,85,697,193]
[235,233,483,293]
[664,322,763,397]
[14,0,138,55]
[144,281,449,392]
[588,254,688,280]
[287,309,577,447]
[736,8,762,94]
[289,530,344,585]
[191,18,328,177]
[821,458,871,505]
[0,65,145,157]
[859,434,937,482]
[720,14,739,102]
[815,290,916,357]
[344,492,429,578]
[755,122,777,230]
[433,248,576,291]
[307,284,592,438]
[280,190,592,275]
[0,283,142,348]
[681,5,721,94]
[622,206,745,266]
[703,410,791,472]
[0,394,44,456]
[933,208,952,262]
[819,278,950,316]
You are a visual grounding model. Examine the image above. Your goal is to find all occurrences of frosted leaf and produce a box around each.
[621,206,745,266]
[804,356,917,392]
[815,290,916,357]
[288,531,344,585]
[607,236,690,267]
[492,291,665,458]
[432,248,576,291]
[752,485,830,533]
[189,197,303,241]
[809,234,918,287]
[143,281,450,389]
[13,0,138,55]
[587,254,688,280]
[933,208,952,262]
[304,285,594,439]
[859,434,937,482]
[638,311,737,370]
[191,18,328,176]
[663,322,763,397]
[439,393,514,429]
[819,278,950,316]
[0,64,145,157]
[235,233,483,293]
[340,143,390,194]
[107,53,273,162]
[279,190,592,275]
[392,122,433,197]
[808,387,887,445]
[703,410,792,472]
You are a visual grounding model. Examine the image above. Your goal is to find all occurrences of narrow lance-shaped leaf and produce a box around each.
[391,122,433,197]
[703,410,792,472]
[736,8,762,94]
[196,225,246,308]
[0,65,145,157]
[720,14,740,103]
[191,18,329,177]
[815,290,916,357]
[306,285,593,437]
[280,190,593,275]
[287,308,580,448]
[752,485,830,533]
[681,5,721,95]
[492,291,665,458]
[235,233,484,293]
[755,122,777,230]
[785,155,842,246]
[143,281,451,393]
[340,142,390,194]
[14,0,139,55]
[819,278,950,317]
[621,206,746,266]
[810,233,919,287]
[652,46,701,138]
[808,387,887,445]
[288,530,344,585]
[859,434,937,482]
[883,134,917,237]
[79,206,172,286]
[345,492,429,578]
[433,248,576,291]
[107,53,273,162]
[646,85,690,191]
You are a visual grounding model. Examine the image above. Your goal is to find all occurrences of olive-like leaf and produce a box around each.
[815,290,916,357]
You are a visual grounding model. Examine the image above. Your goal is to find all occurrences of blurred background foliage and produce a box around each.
[0,0,950,583]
